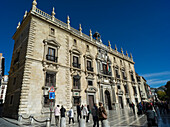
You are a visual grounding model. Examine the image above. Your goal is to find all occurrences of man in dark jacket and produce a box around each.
[60,105,66,117]
[146,105,157,127]
[92,103,99,127]
[77,103,81,122]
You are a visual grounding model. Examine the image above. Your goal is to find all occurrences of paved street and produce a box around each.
[0,108,170,127]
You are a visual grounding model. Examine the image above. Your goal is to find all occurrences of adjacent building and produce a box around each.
[3,0,144,119]
[136,74,148,101]
[0,75,8,104]
[0,53,5,85]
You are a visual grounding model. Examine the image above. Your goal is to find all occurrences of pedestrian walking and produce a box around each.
[77,102,81,122]
[82,104,89,119]
[137,102,143,115]
[68,107,75,125]
[60,105,66,117]
[145,105,158,127]
[98,102,107,123]
[131,102,135,115]
[54,105,60,127]
[86,105,91,122]
[92,103,99,127]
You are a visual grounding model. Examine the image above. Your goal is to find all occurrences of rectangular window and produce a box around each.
[87,60,91,68]
[10,95,13,105]
[131,74,135,82]
[88,81,93,86]
[73,56,80,68]
[115,69,120,78]
[51,28,55,35]
[124,85,128,94]
[44,95,50,107]
[47,48,56,62]
[45,72,56,87]
[117,85,121,89]
[87,60,93,71]
[73,77,80,89]
[102,64,107,74]
[133,86,137,95]
[14,52,20,65]
[126,98,130,104]
[13,78,16,85]
[73,96,81,106]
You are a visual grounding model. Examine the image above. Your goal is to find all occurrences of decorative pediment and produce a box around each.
[85,86,97,93]
[43,62,58,72]
[43,39,61,48]
[71,71,81,77]
[70,48,82,55]
[86,74,94,80]
[84,54,94,60]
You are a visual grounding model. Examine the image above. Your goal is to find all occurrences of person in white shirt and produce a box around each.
[68,107,75,124]
[82,104,89,119]
[54,105,60,127]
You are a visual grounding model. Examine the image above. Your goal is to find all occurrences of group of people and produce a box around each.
[129,101,170,127]
[77,102,108,127]
[54,102,108,127]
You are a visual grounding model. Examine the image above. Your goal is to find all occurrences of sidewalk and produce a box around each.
[0,109,146,127]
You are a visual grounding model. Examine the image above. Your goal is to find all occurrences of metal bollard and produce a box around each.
[102,120,110,127]
[79,118,86,127]
[46,118,51,127]
[18,115,22,122]
[60,117,66,127]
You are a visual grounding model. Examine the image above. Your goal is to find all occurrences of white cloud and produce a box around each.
[148,79,168,85]
[141,71,170,78]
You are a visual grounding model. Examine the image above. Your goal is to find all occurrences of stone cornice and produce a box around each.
[14,8,134,64]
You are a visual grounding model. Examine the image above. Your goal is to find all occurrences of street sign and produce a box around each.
[49,92,55,99]
[49,86,55,92]
[49,86,55,99]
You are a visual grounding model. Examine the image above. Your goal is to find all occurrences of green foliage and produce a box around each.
[165,81,170,99]
[157,90,167,101]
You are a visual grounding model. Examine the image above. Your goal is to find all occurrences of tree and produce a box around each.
[157,90,167,101]
[165,81,170,100]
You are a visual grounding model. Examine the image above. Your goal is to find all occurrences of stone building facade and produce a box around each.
[0,75,8,104]
[3,0,143,119]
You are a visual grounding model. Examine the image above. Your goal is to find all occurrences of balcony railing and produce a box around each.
[46,55,58,62]
[87,67,93,72]
[73,63,81,69]
[102,71,112,76]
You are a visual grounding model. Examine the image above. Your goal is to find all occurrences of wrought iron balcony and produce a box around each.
[87,67,93,72]
[72,63,81,69]
[102,71,112,76]
[46,55,58,62]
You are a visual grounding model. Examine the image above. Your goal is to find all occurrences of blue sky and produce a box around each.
[0,0,170,88]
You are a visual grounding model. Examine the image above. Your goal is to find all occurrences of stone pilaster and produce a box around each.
[18,18,36,115]
[65,36,71,109]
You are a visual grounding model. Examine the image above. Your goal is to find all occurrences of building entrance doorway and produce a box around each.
[88,95,94,110]
[118,96,124,109]
[105,90,112,110]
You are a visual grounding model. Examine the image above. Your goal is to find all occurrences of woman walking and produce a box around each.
[98,102,107,123]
